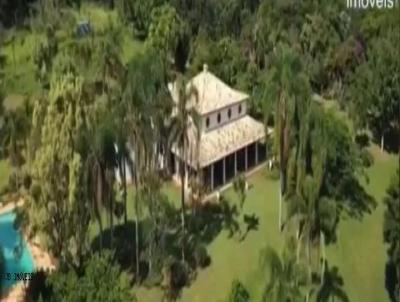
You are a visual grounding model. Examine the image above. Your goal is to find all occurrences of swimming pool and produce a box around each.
[0,211,35,290]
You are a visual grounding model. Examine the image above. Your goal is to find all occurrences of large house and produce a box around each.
[168,65,269,192]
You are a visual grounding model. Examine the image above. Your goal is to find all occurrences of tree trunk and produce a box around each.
[134,157,140,279]
[122,158,127,225]
[307,234,312,280]
[380,133,384,152]
[109,173,114,249]
[321,231,326,285]
[279,171,283,231]
[296,230,302,263]
[180,158,186,263]
[98,210,103,252]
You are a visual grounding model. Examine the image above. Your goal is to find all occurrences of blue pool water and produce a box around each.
[0,211,35,289]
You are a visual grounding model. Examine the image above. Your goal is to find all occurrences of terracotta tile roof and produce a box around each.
[168,65,249,114]
[172,116,268,168]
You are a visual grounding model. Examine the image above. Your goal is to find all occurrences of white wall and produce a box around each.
[202,101,247,132]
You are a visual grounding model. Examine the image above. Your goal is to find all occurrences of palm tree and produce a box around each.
[263,44,310,231]
[169,73,198,263]
[317,262,349,302]
[114,109,131,225]
[86,117,117,250]
[189,109,204,212]
[233,174,247,210]
[123,49,168,278]
[286,105,337,290]
[260,240,306,302]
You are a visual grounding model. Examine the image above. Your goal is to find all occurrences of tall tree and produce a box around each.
[263,43,311,231]
[383,169,400,302]
[28,74,91,269]
[146,3,187,72]
[169,73,198,263]
[48,251,135,302]
[116,0,164,39]
[348,21,399,152]
[123,49,169,278]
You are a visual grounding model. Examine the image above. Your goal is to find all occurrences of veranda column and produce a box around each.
[223,157,226,184]
[185,163,189,188]
[210,163,214,190]
[245,145,248,170]
[234,151,237,176]
[255,142,258,165]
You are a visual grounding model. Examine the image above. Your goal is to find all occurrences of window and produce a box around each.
[228,108,232,119]
[217,113,221,124]
[238,104,242,114]
[206,117,210,128]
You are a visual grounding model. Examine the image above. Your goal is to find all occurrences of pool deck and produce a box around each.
[1,200,56,302]
[0,200,24,216]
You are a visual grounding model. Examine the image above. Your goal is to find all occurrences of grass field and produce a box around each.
[327,146,397,302]
[0,159,11,196]
[133,147,397,302]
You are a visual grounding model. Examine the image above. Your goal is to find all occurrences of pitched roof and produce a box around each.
[168,65,249,115]
[172,116,268,168]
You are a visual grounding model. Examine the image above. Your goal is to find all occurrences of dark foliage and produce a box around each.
[192,244,210,268]
[25,270,52,302]
[383,169,400,302]
[41,251,134,302]
[228,279,250,302]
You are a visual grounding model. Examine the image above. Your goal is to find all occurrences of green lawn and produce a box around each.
[327,146,397,302]
[133,147,397,302]
[134,169,283,302]
[0,159,11,196]
[89,181,180,239]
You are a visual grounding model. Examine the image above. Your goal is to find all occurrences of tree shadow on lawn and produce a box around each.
[239,213,259,242]
[339,176,377,221]
[90,196,251,281]
[317,260,350,302]
[385,261,399,302]
[91,221,139,276]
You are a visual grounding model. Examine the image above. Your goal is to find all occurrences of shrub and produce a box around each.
[265,167,279,180]
[22,172,32,190]
[163,258,189,301]
[25,270,52,301]
[0,184,10,196]
[228,279,250,302]
[30,183,41,202]
[7,171,18,192]
[193,245,210,268]
[47,251,135,302]
[360,148,374,167]
[355,133,370,148]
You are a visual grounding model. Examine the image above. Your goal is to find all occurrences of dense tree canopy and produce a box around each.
[45,251,135,302]
[347,24,399,151]
[27,74,92,268]
[0,1,398,301]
